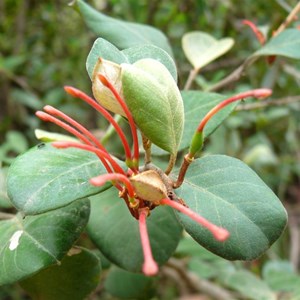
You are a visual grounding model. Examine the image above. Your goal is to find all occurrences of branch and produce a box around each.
[0,212,15,220]
[165,258,234,300]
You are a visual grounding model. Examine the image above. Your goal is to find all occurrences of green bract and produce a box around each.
[121,58,184,154]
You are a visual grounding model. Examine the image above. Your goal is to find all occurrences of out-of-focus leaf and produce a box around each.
[75,0,173,55]
[20,247,101,300]
[220,270,276,300]
[253,29,300,59]
[0,199,90,285]
[34,129,78,143]
[104,267,155,300]
[182,31,234,70]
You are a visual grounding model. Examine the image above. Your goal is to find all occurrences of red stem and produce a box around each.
[64,86,132,164]
[242,20,266,45]
[42,105,113,173]
[36,111,113,174]
[138,209,159,276]
[160,198,229,242]
[52,141,126,176]
[98,75,139,169]
[90,173,135,199]
[197,89,272,133]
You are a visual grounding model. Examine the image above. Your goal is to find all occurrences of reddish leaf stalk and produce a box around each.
[98,75,140,170]
[52,141,126,176]
[42,105,113,173]
[160,198,229,242]
[242,20,266,45]
[64,86,133,166]
[138,209,159,276]
[197,89,272,133]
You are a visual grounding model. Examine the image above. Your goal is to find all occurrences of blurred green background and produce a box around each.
[1,0,299,299]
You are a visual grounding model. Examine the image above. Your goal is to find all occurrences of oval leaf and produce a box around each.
[0,199,90,285]
[175,155,287,260]
[7,143,113,215]
[20,247,101,300]
[75,0,173,55]
[253,29,300,59]
[182,31,234,70]
[87,188,182,273]
[121,59,184,154]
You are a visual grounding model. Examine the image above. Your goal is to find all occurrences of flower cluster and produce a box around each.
[36,71,271,276]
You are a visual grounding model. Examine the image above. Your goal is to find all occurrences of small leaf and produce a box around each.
[182,31,234,70]
[105,266,155,300]
[262,260,300,293]
[7,143,114,215]
[87,188,182,273]
[0,167,12,209]
[121,59,184,154]
[20,247,101,300]
[75,0,173,55]
[253,29,300,59]
[220,270,276,300]
[86,38,177,81]
[180,91,238,150]
[175,155,287,260]
[0,199,90,285]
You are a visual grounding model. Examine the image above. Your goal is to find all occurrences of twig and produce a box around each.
[236,95,300,110]
[273,1,300,36]
[288,211,300,270]
[165,153,177,175]
[142,133,152,165]
[0,212,15,220]
[165,258,234,300]
[184,68,199,90]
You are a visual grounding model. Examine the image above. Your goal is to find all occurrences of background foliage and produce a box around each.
[1,0,299,299]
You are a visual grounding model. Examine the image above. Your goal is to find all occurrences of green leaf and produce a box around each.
[180,91,239,150]
[75,0,173,55]
[182,31,234,70]
[20,247,101,300]
[0,199,90,285]
[262,260,300,293]
[7,143,114,215]
[253,29,300,59]
[87,188,182,273]
[122,59,184,154]
[175,155,287,260]
[104,266,155,300]
[86,38,177,81]
[220,270,276,300]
